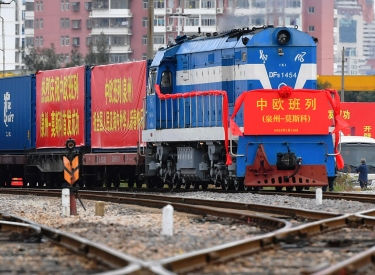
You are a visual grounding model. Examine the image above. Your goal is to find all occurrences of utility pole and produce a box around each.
[341,46,345,102]
[147,0,154,60]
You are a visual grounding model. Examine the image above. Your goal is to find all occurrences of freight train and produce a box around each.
[0,25,347,190]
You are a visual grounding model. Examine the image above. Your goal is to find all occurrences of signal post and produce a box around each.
[63,138,81,215]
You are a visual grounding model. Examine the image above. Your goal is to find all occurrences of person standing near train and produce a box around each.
[355,158,368,190]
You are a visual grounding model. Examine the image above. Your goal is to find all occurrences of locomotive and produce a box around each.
[142,25,346,191]
[0,25,346,190]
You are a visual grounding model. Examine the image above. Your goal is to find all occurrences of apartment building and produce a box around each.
[2,0,336,75]
[0,0,25,72]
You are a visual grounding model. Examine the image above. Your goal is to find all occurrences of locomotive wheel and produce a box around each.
[136,181,143,188]
[223,179,233,190]
[295,186,303,192]
[156,178,164,188]
[201,182,208,189]
[127,177,135,188]
[191,181,200,189]
[181,180,190,189]
[233,179,244,191]
[29,179,37,188]
[113,177,120,189]
[146,179,155,188]
[172,178,181,189]
[104,178,112,188]
[275,187,283,191]
[286,186,294,191]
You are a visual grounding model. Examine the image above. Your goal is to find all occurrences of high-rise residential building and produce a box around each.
[0,0,340,76]
[32,0,92,65]
[0,0,25,73]
[334,0,374,75]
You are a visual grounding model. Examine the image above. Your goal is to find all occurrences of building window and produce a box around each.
[40,1,43,11]
[308,7,314,13]
[87,19,92,28]
[308,25,315,31]
[36,36,43,47]
[60,18,70,28]
[61,0,69,10]
[26,37,34,47]
[111,0,128,9]
[154,34,164,44]
[142,17,148,27]
[26,2,34,11]
[39,19,43,29]
[186,16,199,26]
[65,36,70,46]
[142,0,148,9]
[61,36,65,46]
[110,18,129,27]
[71,2,80,11]
[25,20,34,29]
[201,16,216,26]
[72,37,80,46]
[85,2,92,10]
[235,0,249,8]
[142,35,147,45]
[64,54,70,63]
[35,1,39,11]
[86,36,92,46]
[142,53,147,60]
[201,0,215,8]
[110,54,127,63]
[154,16,165,27]
[154,0,165,9]
[72,20,81,29]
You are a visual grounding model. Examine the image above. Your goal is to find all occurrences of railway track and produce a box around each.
[0,212,145,274]
[3,188,375,274]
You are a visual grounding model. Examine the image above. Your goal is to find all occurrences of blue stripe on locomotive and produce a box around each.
[236,135,336,178]
[0,75,35,152]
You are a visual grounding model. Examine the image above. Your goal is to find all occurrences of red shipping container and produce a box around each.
[91,61,146,148]
[36,66,85,148]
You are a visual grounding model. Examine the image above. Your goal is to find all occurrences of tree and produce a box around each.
[85,32,110,65]
[23,43,64,72]
[65,49,84,68]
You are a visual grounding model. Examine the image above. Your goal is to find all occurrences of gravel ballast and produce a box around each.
[1,191,375,262]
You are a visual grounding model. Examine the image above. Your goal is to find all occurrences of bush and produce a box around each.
[333,173,356,191]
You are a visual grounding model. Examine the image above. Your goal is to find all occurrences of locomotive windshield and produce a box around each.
[160,70,172,94]
[147,68,157,95]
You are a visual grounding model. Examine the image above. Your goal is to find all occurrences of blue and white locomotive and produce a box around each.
[142,25,338,191]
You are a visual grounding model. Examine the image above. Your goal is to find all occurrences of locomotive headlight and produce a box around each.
[276,30,291,45]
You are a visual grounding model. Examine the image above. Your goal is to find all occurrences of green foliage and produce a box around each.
[333,173,356,191]
[317,80,332,90]
[344,91,375,102]
[84,32,110,65]
[23,44,64,72]
[65,49,84,68]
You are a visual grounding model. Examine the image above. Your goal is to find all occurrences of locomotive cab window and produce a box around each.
[147,68,157,95]
[160,70,172,94]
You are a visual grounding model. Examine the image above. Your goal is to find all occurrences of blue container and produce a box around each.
[0,75,35,152]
